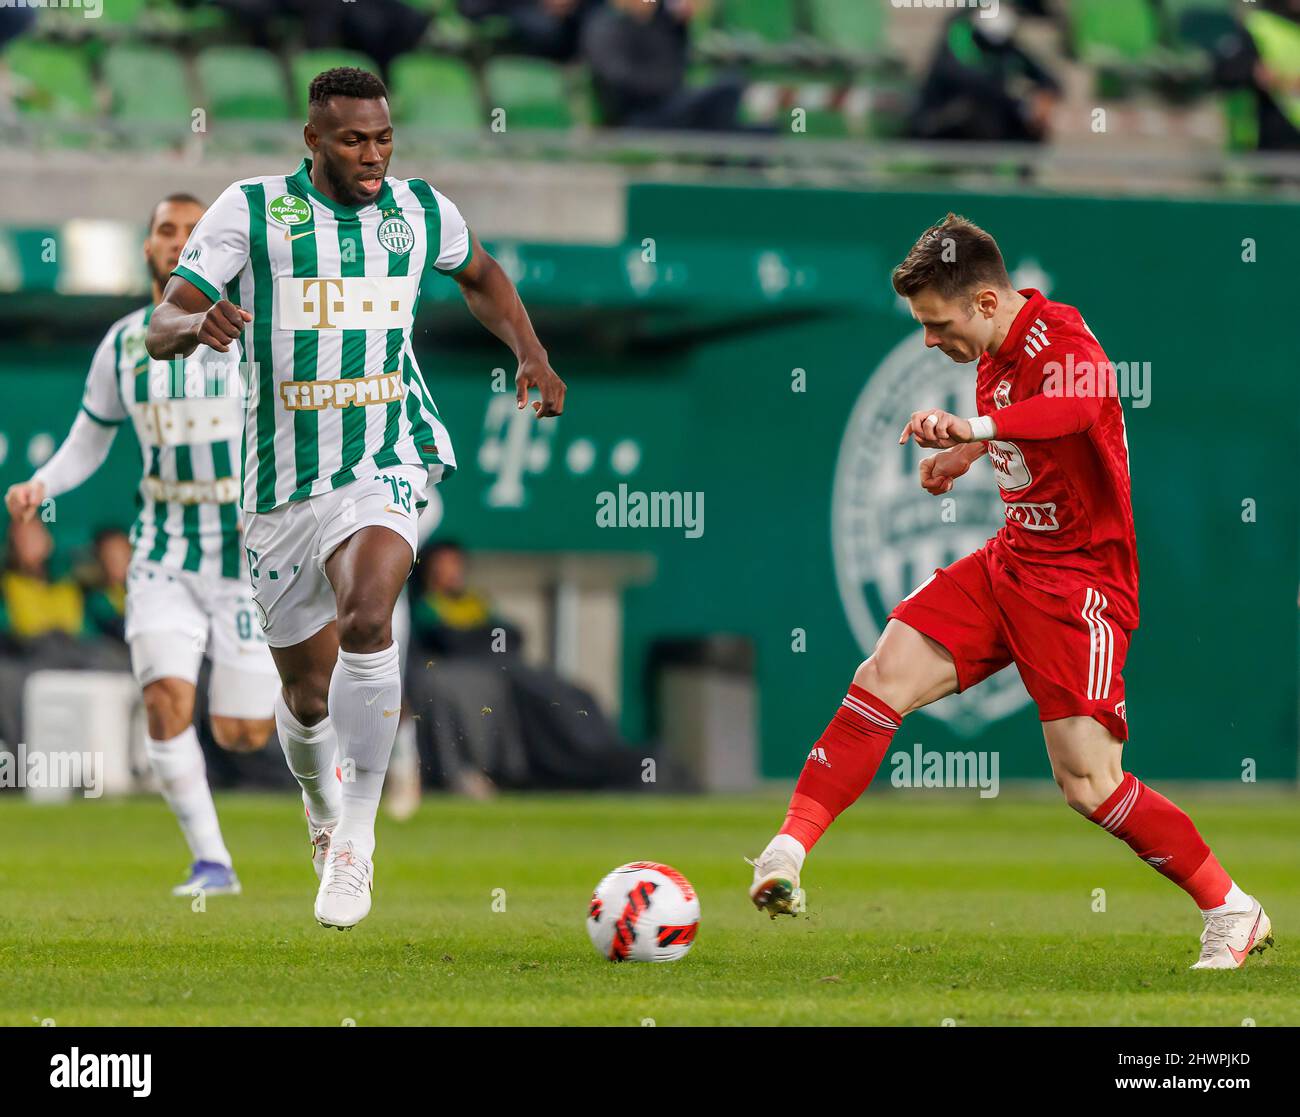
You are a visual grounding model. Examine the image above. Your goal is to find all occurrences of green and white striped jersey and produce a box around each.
[172,158,468,514]
[80,304,246,579]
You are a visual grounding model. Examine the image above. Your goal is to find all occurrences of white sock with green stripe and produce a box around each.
[274,691,341,826]
[146,727,231,867]
[329,643,402,861]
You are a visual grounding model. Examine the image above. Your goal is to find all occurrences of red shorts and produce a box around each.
[889,545,1131,741]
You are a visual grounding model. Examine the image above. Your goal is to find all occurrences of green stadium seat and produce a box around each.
[484,58,571,130]
[291,50,378,113]
[808,0,884,53]
[4,41,96,119]
[390,54,482,131]
[716,0,798,44]
[197,47,290,122]
[96,0,149,25]
[103,44,191,125]
[1070,0,1161,61]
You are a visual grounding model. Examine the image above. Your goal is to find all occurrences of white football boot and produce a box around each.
[746,847,801,918]
[315,840,374,931]
[1190,898,1274,970]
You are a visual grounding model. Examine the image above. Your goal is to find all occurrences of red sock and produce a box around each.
[779,685,900,853]
[1089,772,1233,909]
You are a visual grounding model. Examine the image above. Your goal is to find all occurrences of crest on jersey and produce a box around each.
[993,379,1012,409]
[267,194,312,228]
[377,215,415,255]
[831,333,1032,736]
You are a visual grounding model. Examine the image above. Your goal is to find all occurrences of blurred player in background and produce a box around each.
[5,194,279,898]
[146,68,565,930]
[748,214,1273,971]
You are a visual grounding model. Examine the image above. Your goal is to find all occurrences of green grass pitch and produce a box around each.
[0,790,1294,1026]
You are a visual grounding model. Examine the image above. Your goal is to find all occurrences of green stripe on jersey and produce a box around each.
[146,446,169,564]
[285,173,321,502]
[172,444,203,573]
[242,182,278,512]
[209,440,242,580]
[333,213,368,487]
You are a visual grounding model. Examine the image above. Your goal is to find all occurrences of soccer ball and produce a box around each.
[586,861,701,962]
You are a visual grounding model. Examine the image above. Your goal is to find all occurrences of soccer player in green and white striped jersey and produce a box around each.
[147,68,566,929]
[5,194,281,899]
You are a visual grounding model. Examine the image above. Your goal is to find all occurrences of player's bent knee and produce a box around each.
[211,716,275,752]
[141,678,196,740]
[335,608,392,654]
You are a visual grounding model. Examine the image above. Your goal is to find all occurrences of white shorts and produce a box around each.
[242,465,426,648]
[125,560,280,718]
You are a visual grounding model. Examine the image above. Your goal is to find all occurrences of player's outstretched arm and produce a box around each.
[453,234,565,417]
[146,276,251,361]
[5,410,121,522]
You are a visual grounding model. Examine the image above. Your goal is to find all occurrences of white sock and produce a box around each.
[274,691,341,826]
[1201,881,1252,915]
[146,727,231,866]
[328,643,401,860]
[764,833,807,871]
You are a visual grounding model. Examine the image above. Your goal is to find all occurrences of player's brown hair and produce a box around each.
[147,192,203,233]
[891,213,1012,300]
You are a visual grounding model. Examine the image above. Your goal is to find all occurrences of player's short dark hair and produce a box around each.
[92,525,130,549]
[308,67,389,110]
[891,213,1012,300]
[147,192,203,233]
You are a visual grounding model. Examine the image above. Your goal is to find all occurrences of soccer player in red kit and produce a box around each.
[747,214,1273,970]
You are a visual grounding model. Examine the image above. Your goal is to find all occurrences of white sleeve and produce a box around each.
[172,182,251,303]
[431,189,472,275]
[80,325,129,426]
[32,410,118,500]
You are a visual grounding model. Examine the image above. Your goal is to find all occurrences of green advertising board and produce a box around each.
[1,182,1296,781]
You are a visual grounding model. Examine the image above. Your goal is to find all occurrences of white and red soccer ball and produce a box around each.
[586,862,700,962]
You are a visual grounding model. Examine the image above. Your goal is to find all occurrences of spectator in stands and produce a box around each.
[0,518,84,645]
[457,0,599,62]
[79,527,131,644]
[908,8,1061,144]
[1204,0,1300,151]
[583,0,748,132]
[410,539,518,658]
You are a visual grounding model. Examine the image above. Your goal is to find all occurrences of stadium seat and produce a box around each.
[292,50,378,113]
[390,54,482,131]
[716,0,798,44]
[4,41,97,119]
[103,44,191,126]
[808,0,884,53]
[484,58,572,130]
[96,0,149,25]
[197,47,291,122]
[1070,0,1161,61]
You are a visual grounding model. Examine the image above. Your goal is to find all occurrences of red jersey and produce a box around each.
[975,289,1140,628]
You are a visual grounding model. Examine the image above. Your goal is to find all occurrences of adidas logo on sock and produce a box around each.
[807,746,831,768]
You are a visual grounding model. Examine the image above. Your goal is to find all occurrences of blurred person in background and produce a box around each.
[4,192,280,898]
[0,518,84,645]
[411,539,517,658]
[583,0,749,132]
[908,6,1061,144]
[79,526,132,644]
[1204,0,1300,151]
[457,0,599,62]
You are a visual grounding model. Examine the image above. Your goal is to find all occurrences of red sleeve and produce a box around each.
[988,390,1101,440]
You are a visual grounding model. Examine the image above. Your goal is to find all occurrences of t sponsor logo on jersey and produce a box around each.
[279,370,405,411]
[987,439,1032,491]
[277,275,418,330]
[267,193,312,228]
[1004,501,1058,531]
[141,475,241,506]
[377,213,415,255]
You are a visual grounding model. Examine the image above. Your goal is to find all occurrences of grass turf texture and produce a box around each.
[0,791,1294,1026]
